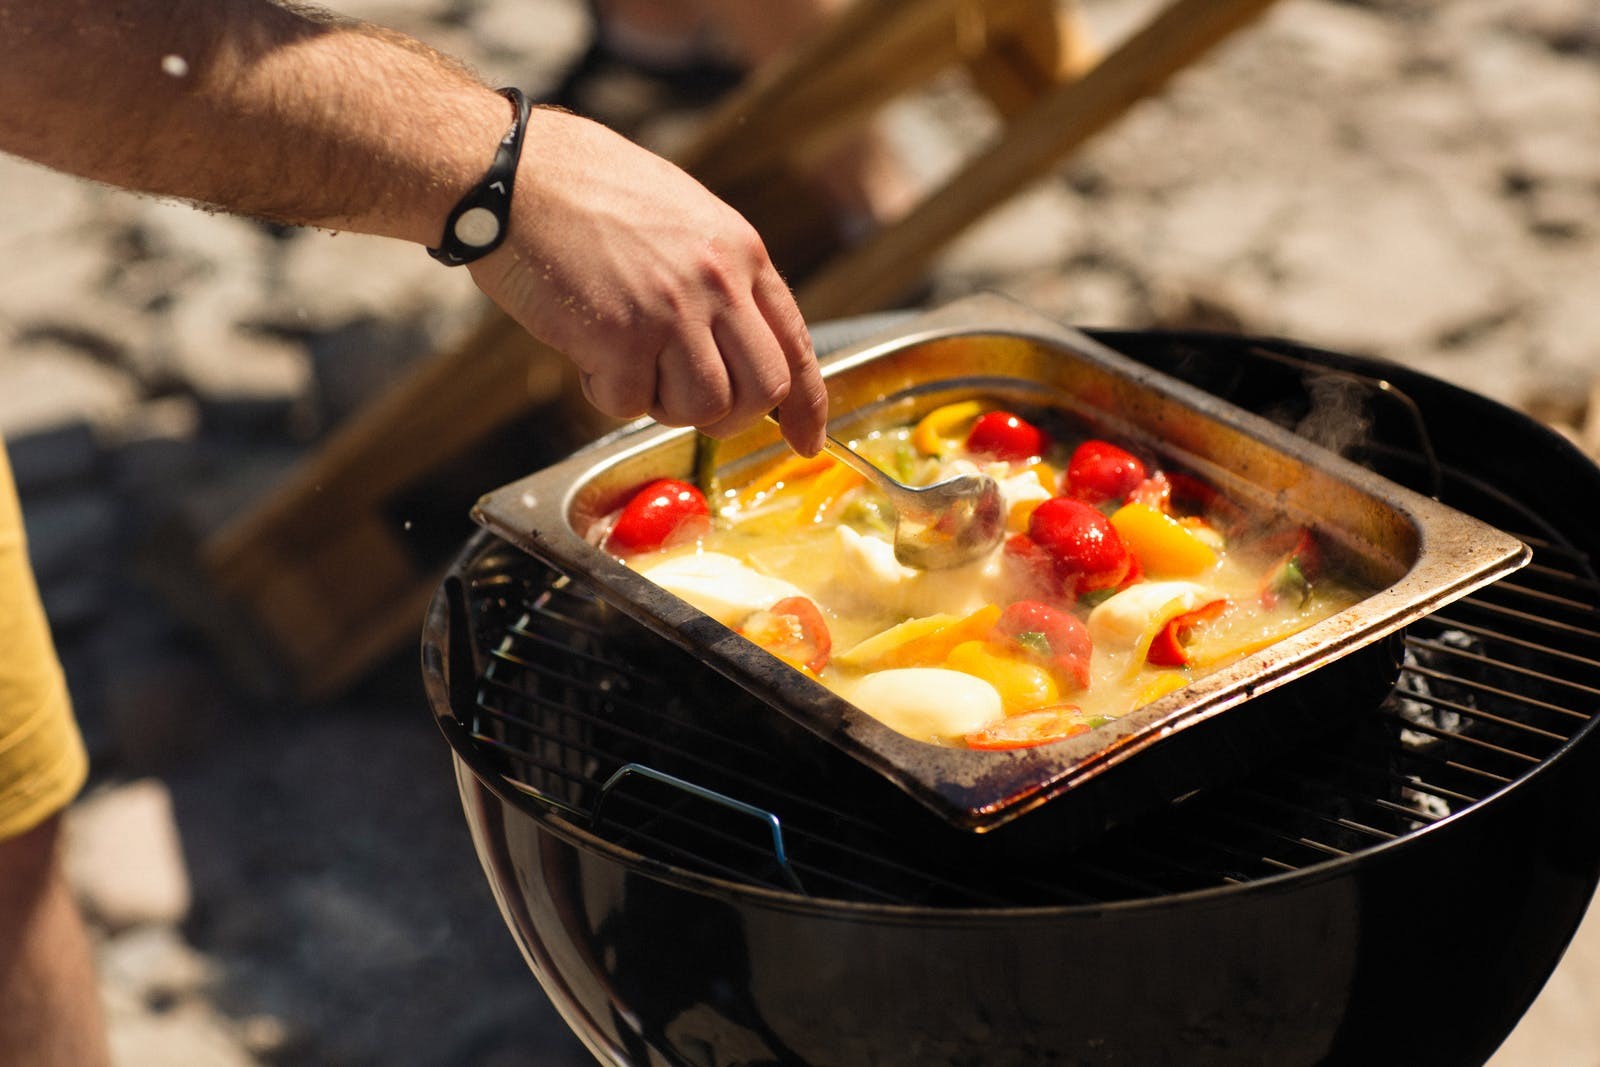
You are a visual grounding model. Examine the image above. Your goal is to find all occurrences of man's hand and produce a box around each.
[469,108,827,457]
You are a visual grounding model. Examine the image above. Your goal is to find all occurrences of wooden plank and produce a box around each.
[681,0,1047,190]
[966,2,1100,119]
[286,574,440,699]
[202,315,570,586]
[797,0,1284,319]
[197,313,610,699]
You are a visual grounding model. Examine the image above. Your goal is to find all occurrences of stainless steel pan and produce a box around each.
[471,294,1529,832]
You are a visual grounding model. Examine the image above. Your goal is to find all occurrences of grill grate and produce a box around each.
[452,338,1600,909]
[458,473,1600,907]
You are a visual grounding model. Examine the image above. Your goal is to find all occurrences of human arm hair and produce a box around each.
[0,0,506,244]
[0,0,827,453]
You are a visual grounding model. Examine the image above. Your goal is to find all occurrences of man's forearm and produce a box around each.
[0,0,831,453]
[0,0,506,246]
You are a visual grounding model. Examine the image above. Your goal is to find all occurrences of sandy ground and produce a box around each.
[3,0,1600,1063]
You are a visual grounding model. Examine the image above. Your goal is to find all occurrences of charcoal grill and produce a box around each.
[424,323,1600,1066]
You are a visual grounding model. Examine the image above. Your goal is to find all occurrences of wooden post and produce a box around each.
[796,0,1283,319]
[199,318,615,697]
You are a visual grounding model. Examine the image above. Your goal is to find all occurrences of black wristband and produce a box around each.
[428,87,531,266]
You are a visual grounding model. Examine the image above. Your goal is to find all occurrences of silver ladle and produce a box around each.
[767,415,1006,570]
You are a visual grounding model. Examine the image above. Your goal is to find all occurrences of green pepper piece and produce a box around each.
[894,441,918,484]
[1013,630,1054,658]
[692,431,721,502]
[1271,558,1311,609]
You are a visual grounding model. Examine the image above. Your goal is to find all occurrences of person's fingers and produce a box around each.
[752,268,827,456]
[687,300,793,440]
[578,353,656,422]
[648,330,735,428]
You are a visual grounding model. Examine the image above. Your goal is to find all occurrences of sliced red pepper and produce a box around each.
[1164,471,1218,510]
[1146,598,1231,667]
[739,596,832,674]
[964,706,1097,750]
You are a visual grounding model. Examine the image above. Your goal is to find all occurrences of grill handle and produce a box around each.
[594,764,806,895]
[432,576,808,895]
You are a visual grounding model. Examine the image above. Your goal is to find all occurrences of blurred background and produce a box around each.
[2,0,1597,1063]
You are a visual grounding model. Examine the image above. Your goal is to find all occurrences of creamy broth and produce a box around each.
[604,408,1369,749]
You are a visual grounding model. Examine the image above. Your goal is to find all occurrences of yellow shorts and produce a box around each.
[0,443,87,841]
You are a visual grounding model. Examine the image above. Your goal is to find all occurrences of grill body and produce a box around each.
[425,329,1600,1066]
[447,729,1599,1066]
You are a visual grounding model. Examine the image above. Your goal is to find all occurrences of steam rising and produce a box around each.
[1294,373,1373,457]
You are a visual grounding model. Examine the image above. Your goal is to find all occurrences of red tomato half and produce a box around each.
[739,596,832,673]
[966,411,1049,462]
[964,707,1093,750]
[1026,496,1133,599]
[994,600,1093,689]
[608,478,710,554]
[1065,440,1147,505]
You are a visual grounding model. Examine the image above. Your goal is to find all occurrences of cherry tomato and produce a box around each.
[1001,533,1061,603]
[739,596,832,673]
[994,600,1093,689]
[1026,496,1134,599]
[966,411,1049,462]
[1065,440,1147,505]
[1146,598,1231,667]
[608,478,710,554]
[964,706,1095,750]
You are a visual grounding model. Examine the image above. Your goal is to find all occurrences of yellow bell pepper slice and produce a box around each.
[1007,498,1042,533]
[1024,460,1060,493]
[1186,618,1316,670]
[835,613,961,669]
[1004,466,1055,532]
[877,604,1002,669]
[1133,671,1191,709]
[835,605,1003,671]
[734,451,836,509]
[946,640,1060,713]
[1110,502,1219,577]
[799,461,865,523]
[911,400,984,457]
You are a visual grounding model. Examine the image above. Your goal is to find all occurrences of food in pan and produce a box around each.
[593,402,1370,749]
